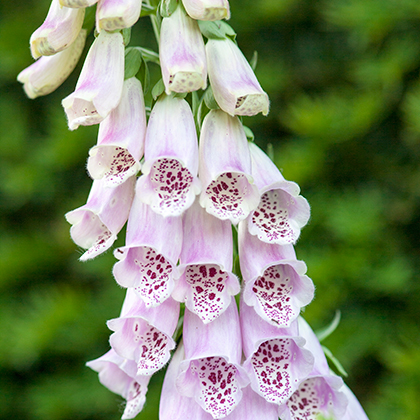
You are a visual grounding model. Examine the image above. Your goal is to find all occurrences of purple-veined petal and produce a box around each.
[239,222,314,327]
[86,349,151,419]
[177,300,249,418]
[247,142,310,245]
[62,30,124,130]
[30,0,85,59]
[87,77,145,187]
[240,301,314,406]
[65,177,135,261]
[198,110,259,224]
[206,38,269,116]
[96,0,141,31]
[173,199,240,323]
[107,289,179,375]
[182,0,230,21]
[137,95,201,217]
[160,5,207,94]
[113,180,183,306]
[18,29,86,99]
[60,0,99,8]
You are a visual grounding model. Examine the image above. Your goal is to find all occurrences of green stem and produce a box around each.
[144,0,161,44]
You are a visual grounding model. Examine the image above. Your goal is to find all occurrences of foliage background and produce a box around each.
[1,0,420,419]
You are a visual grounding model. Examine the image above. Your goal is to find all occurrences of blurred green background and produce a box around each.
[1,0,420,419]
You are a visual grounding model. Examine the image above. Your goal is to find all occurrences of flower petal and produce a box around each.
[96,0,141,32]
[182,0,230,21]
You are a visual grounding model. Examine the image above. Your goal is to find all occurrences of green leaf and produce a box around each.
[243,126,255,141]
[172,92,188,99]
[124,47,143,80]
[140,3,157,17]
[136,47,160,64]
[322,345,349,377]
[198,20,236,40]
[152,78,165,100]
[122,27,131,46]
[159,0,179,18]
[203,86,219,110]
[316,310,341,342]
[139,58,151,95]
[82,4,97,31]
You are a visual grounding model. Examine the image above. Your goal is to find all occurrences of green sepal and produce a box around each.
[138,57,151,95]
[250,50,258,71]
[124,47,143,80]
[203,86,219,110]
[172,92,188,99]
[140,3,157,17]
[136,47,160,64]
[198,20,236,40]
[243,126,255,141]
[315,310,341,342]
[159,0,179,18]
[152,78,165,100]
[82,4,97,32]
[122,28,131,46]
[322,345,349,377]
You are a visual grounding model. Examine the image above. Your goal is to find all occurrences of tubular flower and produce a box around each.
[181,0,230,21]
[240,301,314,406]
[172,199,240,323]
[278,317,349,420]
[62,30,124,130]
[65,176,135,261]
[113,179,183,307]
[238,222,314,328]
[59,0,99,8]
[137,95,201,217]
[206,38,269,116]
[18,29,86,99]
[247,142,310,245]
[177,300,249,419]
[96,0,142,32]
[160,5,207,94]
[107,289,179,375]
[87,77,145,187]
[30,0,85,59]
[198,109,260,224]
[86,349,151,420]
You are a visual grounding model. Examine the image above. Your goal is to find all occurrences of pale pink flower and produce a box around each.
[107,289,179,375]
[87,77,145,187]
[160,5,207,94]
[65,177,135,261]
[59,0,99,8]
[62,30,124,130]
[198,110,260,224]
[18,29,86,99]
[96,0,142,32]
[182,0,230,21]
[247,142,310,245]
[206,38,269,116]
[172,199,240,323]
[30,0,85,59]
[137,95,201,217]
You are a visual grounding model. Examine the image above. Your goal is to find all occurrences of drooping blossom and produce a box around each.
[247,142,310,245]
[240,301,314,406]
[107,289,179,375]
[113,179,183,307]
[59,0,99,8]
[206,38,269,116]
[198,109,260,224]
[17,29,86,99]
[62,30,124,130]
[176,300,249,419]
[172,199,240,323]
[87,77,145,187]
[65,176,135,261]
[160,5,207,94]
[238,222,314,328]
[137,95,201,217]
[30,0,85,59]
[182,0,230,21]
[86,349,151,420]
[96,0,142,32]
[278,317,349,420]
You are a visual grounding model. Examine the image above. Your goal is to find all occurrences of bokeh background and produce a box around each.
[1,0,420,419]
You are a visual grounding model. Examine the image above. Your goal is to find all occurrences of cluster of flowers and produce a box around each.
[18,0,370,419]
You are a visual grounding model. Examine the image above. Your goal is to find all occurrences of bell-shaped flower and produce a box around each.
[160,5,207,94]
[182,0,230,21]
[206,38,269,116]
[107,289,179,376]
[238,222,314,328]
[172,199,240,323]
[177,300,249,419]
[160,342,278,420]
[278,316,349,420]
[96,0,142,32]
[59,0,99,8]
[247,142,310,245]
[18,29,86,99]
[137,95,201,217]
[113,179,183,307]
[29,0,85,59]
[65,176,135,261]
[86,349,151,419]
[62,30,124,130]
[198,109,259,224]
[87,77,145,187]
[240,301,314,406]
